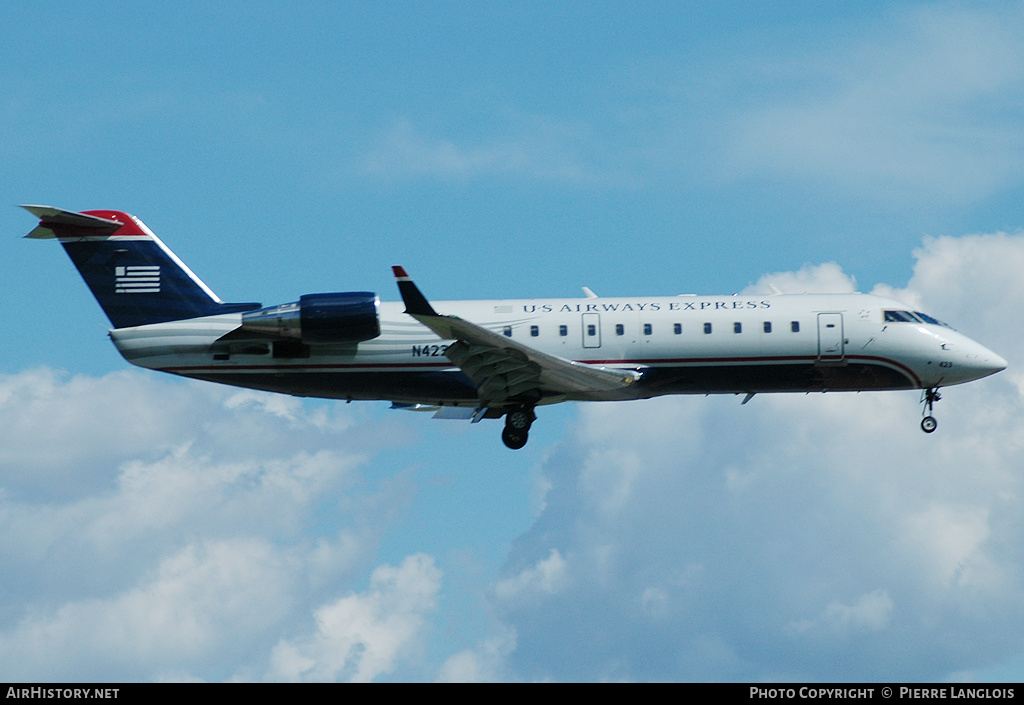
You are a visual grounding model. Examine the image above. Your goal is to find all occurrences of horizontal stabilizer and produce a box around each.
[21,205,124,239]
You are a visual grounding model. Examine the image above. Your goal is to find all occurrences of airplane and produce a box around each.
[22,205,1008,449]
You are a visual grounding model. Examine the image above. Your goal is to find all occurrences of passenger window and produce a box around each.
[587,324,597,336]
[704,322,712,334]
[673,323,682,335]
[763,321,772,333]
[791,321,800,333]
[503,326,512,337]
[559,325,568,337]
[530,325,539,337]
[734,322,742,334]
[643,323,652,335]
[615,324,624,336]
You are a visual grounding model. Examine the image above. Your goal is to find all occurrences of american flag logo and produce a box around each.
[115,265,160,294]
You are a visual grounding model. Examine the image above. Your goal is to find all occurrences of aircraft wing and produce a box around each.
[392,267,641,406]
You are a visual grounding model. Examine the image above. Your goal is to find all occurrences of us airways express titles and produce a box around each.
[23,206,1007,449]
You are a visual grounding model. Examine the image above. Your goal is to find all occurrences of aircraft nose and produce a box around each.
[962,343,1007,380]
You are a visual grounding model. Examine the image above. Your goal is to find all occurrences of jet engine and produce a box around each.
[239,292,381,344]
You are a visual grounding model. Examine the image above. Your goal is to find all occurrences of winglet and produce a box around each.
[392,266,439,317]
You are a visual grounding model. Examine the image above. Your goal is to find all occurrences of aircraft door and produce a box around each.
[817,313,845,362]
[582,313,601,348]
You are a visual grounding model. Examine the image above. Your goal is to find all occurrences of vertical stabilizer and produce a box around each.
[22,205,258,328]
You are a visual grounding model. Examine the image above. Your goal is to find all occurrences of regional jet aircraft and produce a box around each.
[23,206,1007,449]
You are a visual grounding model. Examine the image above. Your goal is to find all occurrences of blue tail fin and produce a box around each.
[22,205,259,328]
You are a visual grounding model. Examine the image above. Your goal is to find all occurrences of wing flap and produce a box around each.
[446,341,535,378]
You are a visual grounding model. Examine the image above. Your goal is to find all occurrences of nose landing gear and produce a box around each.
[501,406,536,449]
[920,388,941,433]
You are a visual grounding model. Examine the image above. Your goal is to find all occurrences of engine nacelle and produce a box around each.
[240,292,381,344]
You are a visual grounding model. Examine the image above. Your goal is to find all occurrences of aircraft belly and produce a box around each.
[180,367,480,403]
[636,359,917,395]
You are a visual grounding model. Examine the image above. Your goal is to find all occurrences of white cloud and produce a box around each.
[0,368,196,495]
[0,538,296,680]
[898,504,993,587]
[364,118,598,183]
[0,370,428,681]
[0,368,361,500]
[786,589,894,637]
[744,262,859,295]
[265,553,442,682]
[436,628,517,683]
[493,548,569,605]
[723,5,1024,205]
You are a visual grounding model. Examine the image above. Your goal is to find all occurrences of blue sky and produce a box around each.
[2,1,1024,681]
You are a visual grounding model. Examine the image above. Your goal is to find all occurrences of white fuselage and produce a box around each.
[108,292,1007,407]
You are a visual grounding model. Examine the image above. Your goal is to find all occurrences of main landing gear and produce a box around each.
[920,387,941,433]
[501,406,536,450]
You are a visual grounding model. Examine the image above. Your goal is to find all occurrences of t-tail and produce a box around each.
[22,205,259,328]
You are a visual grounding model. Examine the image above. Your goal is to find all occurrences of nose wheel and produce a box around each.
[920,388,941,433]
[502,406,536,449]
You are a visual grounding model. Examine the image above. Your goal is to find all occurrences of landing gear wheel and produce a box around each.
[920,388,941,434]
[502,426,528,450]
[502,405,536,449]
[507,408,533,431]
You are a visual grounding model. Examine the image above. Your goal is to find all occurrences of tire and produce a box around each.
[507,409,532,431]
[502,426,528,449]
[921,416,937,433]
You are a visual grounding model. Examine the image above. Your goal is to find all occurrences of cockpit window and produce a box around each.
[883,310,919,323]
[914,311,951,328]
[884,309,953,328]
